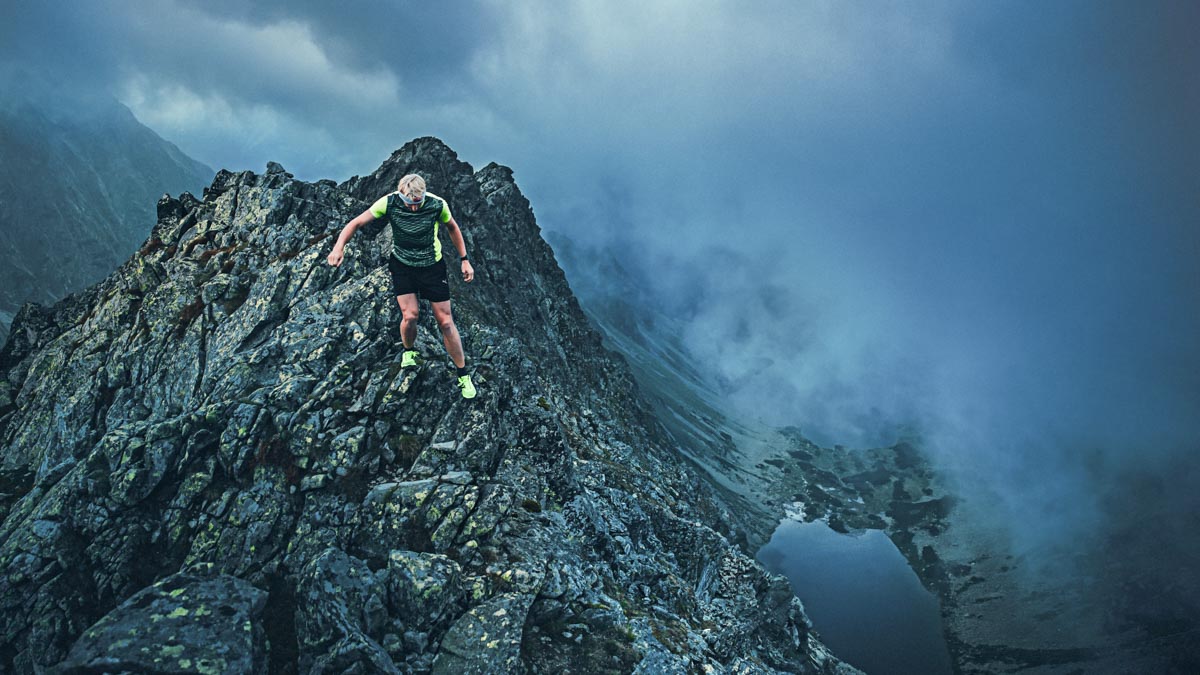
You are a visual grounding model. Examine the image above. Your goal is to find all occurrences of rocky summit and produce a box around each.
[0,138,858,674]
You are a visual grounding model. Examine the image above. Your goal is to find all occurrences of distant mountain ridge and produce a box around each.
[0,71,213,343]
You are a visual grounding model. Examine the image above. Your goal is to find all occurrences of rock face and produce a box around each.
[0,138,858,673]
[57,566,269,674]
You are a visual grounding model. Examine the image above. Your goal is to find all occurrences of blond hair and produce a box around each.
[397,174,427,200]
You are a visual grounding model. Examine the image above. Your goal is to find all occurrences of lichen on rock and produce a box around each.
[55,568,268,674]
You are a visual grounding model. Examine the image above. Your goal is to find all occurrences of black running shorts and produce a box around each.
[388,256,450,302]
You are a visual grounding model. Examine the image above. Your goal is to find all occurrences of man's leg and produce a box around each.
[397,294,419,349]
[430,300,465,368]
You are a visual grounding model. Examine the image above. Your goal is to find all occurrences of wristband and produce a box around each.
[461,255,470,262]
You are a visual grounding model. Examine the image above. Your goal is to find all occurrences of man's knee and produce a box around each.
[401,309,420,323]
[431,302,455,332]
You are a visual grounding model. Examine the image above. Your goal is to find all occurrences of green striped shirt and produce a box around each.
[370,192,453,267]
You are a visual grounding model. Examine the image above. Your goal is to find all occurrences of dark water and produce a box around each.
[757,520,953,675]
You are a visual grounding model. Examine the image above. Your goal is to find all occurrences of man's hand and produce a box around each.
[462,260,474,282]
[327,246,345,266]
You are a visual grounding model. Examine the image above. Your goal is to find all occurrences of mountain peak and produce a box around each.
[264,161,290,176]
[478,161,518,188]
[340,136,475,204]
[0,140,855,673]
[394,135,460,161]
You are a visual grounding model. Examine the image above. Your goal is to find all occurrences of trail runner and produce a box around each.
[327,173,476,399]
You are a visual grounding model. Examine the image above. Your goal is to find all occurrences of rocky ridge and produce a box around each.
[0,138,858,673]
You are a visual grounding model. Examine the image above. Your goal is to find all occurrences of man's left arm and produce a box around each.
[444,216,474,282]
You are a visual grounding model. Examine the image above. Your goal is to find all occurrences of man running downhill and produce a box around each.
[327,173,477,399]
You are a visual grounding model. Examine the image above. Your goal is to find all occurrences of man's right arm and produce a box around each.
[327,207,381,266]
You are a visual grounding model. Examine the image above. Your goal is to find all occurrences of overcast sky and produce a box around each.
[4,1,1199,589]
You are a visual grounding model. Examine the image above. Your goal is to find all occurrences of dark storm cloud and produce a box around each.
[172,0,496,82]
[2,0,507,178]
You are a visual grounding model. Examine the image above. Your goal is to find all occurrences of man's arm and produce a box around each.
[327,208,377,266]
[443,216,474,282]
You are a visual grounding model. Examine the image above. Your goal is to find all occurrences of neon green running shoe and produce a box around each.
[401,349,419,368]
[457,374,477,399]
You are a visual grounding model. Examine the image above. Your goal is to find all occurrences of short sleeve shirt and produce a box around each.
[371,192,452,267]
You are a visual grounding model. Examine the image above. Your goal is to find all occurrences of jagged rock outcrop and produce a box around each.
[57,566,269,673]
[0,138,858,673]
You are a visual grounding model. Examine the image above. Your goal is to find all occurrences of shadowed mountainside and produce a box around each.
[0,71,213,344]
